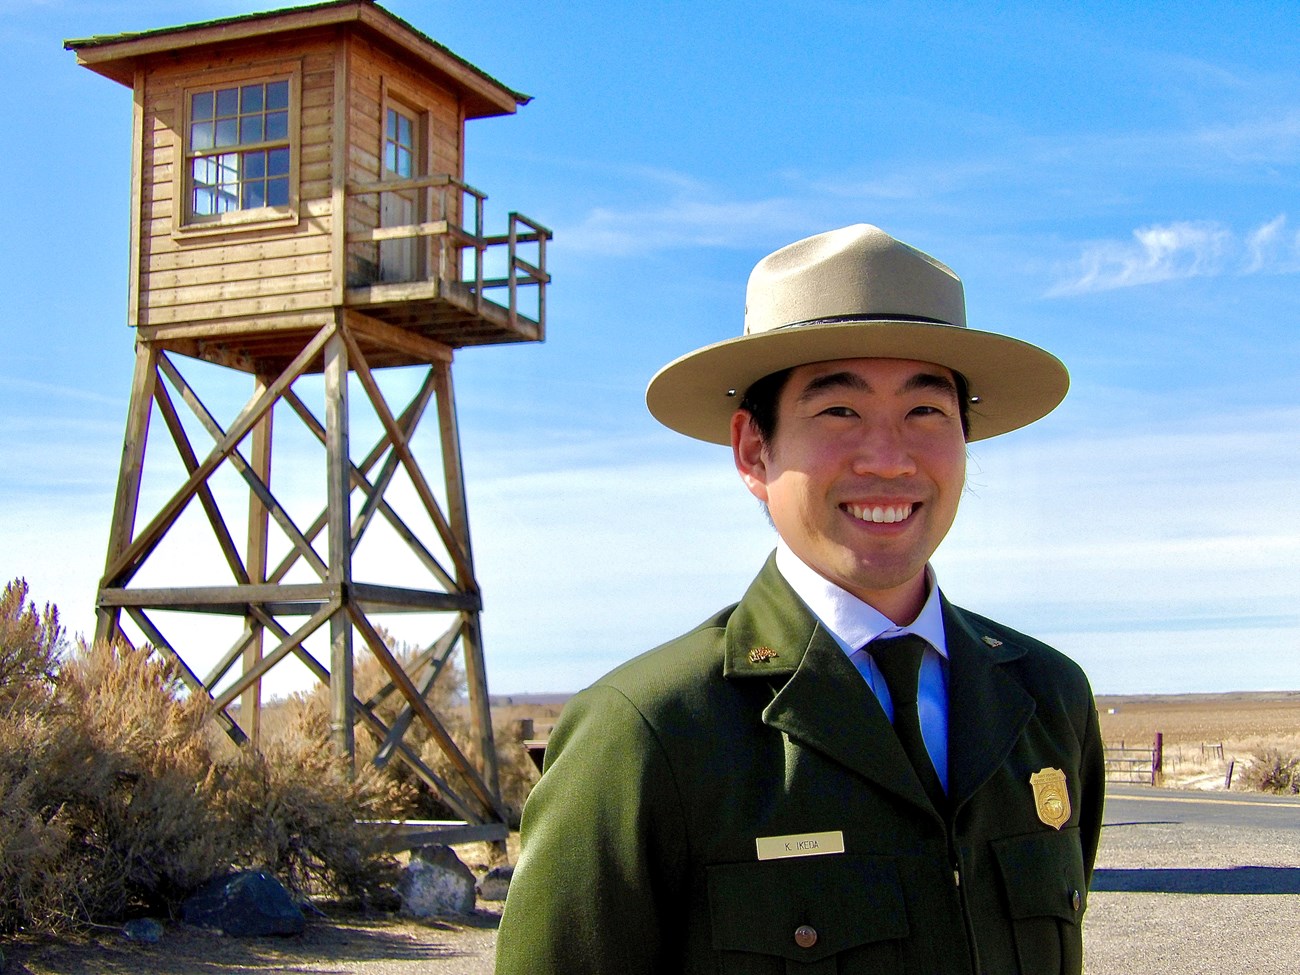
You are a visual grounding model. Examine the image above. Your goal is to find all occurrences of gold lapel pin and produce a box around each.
[981,635,1003,648]
[748,646,778,663]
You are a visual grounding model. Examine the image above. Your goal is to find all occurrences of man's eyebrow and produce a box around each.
[901,371,960,400]
[793,371,869,403]
[794,369,959,403]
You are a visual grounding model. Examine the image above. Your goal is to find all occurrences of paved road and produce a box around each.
[1086,786,1300,974]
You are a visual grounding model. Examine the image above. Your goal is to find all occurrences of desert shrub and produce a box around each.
[1242,749,1300,795]
[0,580,414,933]
[0,579,62,714]
[293,631,538,826]
[0,635,235,932]
[217,692,413,900]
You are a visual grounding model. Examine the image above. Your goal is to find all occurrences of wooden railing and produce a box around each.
[345,174,551,331]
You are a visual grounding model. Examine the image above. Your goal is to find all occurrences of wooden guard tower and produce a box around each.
[66,0,549,837]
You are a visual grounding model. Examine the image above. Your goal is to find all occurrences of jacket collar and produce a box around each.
[723,557,1036,813]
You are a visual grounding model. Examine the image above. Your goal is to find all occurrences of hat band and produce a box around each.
[769,313,958,333]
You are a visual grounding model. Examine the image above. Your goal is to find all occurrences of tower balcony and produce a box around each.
[345,174,550,352]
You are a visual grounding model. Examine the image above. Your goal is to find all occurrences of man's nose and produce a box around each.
[849,424,917,479]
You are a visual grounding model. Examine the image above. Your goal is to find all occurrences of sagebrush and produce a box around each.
[0,579,412,934]
[1242,749,1300,795]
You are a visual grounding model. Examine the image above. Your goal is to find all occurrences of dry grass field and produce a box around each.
[1096,691,1300,789]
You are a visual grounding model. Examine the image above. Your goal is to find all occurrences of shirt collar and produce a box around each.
[774,539,949,658]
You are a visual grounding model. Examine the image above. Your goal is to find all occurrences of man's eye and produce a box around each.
[911,405,948,417]
[820,406,857,418]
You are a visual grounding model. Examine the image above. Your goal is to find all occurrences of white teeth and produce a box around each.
[847,503,913,523]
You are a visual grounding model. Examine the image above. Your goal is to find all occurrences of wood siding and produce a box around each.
[136,31,338,329]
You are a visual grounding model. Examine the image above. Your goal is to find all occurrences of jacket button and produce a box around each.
[794,924,818,949]
[1071,889,1082,912]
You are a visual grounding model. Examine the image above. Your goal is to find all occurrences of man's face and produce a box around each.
[732,357,967,622]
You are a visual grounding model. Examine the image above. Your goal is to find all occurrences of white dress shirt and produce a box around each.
[774,540,950,790]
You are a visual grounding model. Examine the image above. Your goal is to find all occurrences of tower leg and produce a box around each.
[434,361,501,803]
[96,341,159,646]
[242,373,274,745]
[325,325,355,764]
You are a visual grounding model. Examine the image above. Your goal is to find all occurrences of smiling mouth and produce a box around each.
[843,502,915,524]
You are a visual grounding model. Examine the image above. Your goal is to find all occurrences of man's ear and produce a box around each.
[731,410,771,503]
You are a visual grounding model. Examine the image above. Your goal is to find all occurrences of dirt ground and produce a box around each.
[4,908,502,975]
[7,691,1299,975]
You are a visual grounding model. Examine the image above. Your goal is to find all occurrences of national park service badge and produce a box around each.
[1030,768,1070,830]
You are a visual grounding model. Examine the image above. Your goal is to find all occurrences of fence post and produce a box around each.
[1224,759,1235,790]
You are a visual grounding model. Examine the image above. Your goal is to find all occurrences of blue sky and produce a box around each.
[2,0,1298,696]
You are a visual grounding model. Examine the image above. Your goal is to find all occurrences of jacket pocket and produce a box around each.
[706,854,908,974]
[991,829,1087,975]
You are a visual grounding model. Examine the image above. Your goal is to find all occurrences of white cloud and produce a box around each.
[558,195,812,257]
[1050,216,1300,294]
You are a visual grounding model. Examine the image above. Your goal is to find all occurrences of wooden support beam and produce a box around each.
[350,605,505,822]
[157,354,329,581]
[324,324,355,762]
[434,361,499,797]
[249,606,484,825]
[210,601,337,714]
[243,372,274,742]
[340,326,474,583]
[151,376,251,584]
[372,620,462,767]
[123,606,248,746]
[279,378,459,593]
[96,342,159,644]
[98,582,335,611]
[103,322,335,587]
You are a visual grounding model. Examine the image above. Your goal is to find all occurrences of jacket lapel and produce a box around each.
[943,600,1036,809]
[724,558,940,816]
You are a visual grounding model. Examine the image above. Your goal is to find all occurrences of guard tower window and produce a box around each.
[184,76,296,225]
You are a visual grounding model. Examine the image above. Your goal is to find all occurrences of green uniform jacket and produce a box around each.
[496,557,1105,975]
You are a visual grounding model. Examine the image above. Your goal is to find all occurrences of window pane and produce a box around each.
[215,86,238,117]
[217,152,239,187]
[386,110,398,141]
[242,181,266,209]
[215,118,238,147]
[398,115,412,146]
[384,142,397,173]
[265,110,288,142]
[267,177,290,207]
[193,187,215,216]
[397,146,412,178]
[191,121,214,151]
[216,188,238,214]
[192,156,215,186]
[240,84,264,113]
[191,91,214,121]
[266,80,289,110]
[243,150,266,178]
[267,147,290,176]
[240,115,264,145]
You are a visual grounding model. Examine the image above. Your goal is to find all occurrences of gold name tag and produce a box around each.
[755,830,845,861]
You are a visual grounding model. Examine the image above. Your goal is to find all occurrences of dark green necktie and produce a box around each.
[871,634,946,809]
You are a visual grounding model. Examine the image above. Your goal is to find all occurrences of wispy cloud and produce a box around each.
[1049,215,1300,295]
[557,194,814,256]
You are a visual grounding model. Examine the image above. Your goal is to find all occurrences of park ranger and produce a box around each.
[496,224,1105,975]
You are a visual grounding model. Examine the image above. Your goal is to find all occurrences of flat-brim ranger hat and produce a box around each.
[646,224,1069,444]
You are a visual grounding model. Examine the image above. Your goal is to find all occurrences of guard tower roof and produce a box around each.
[64,0,530,119]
